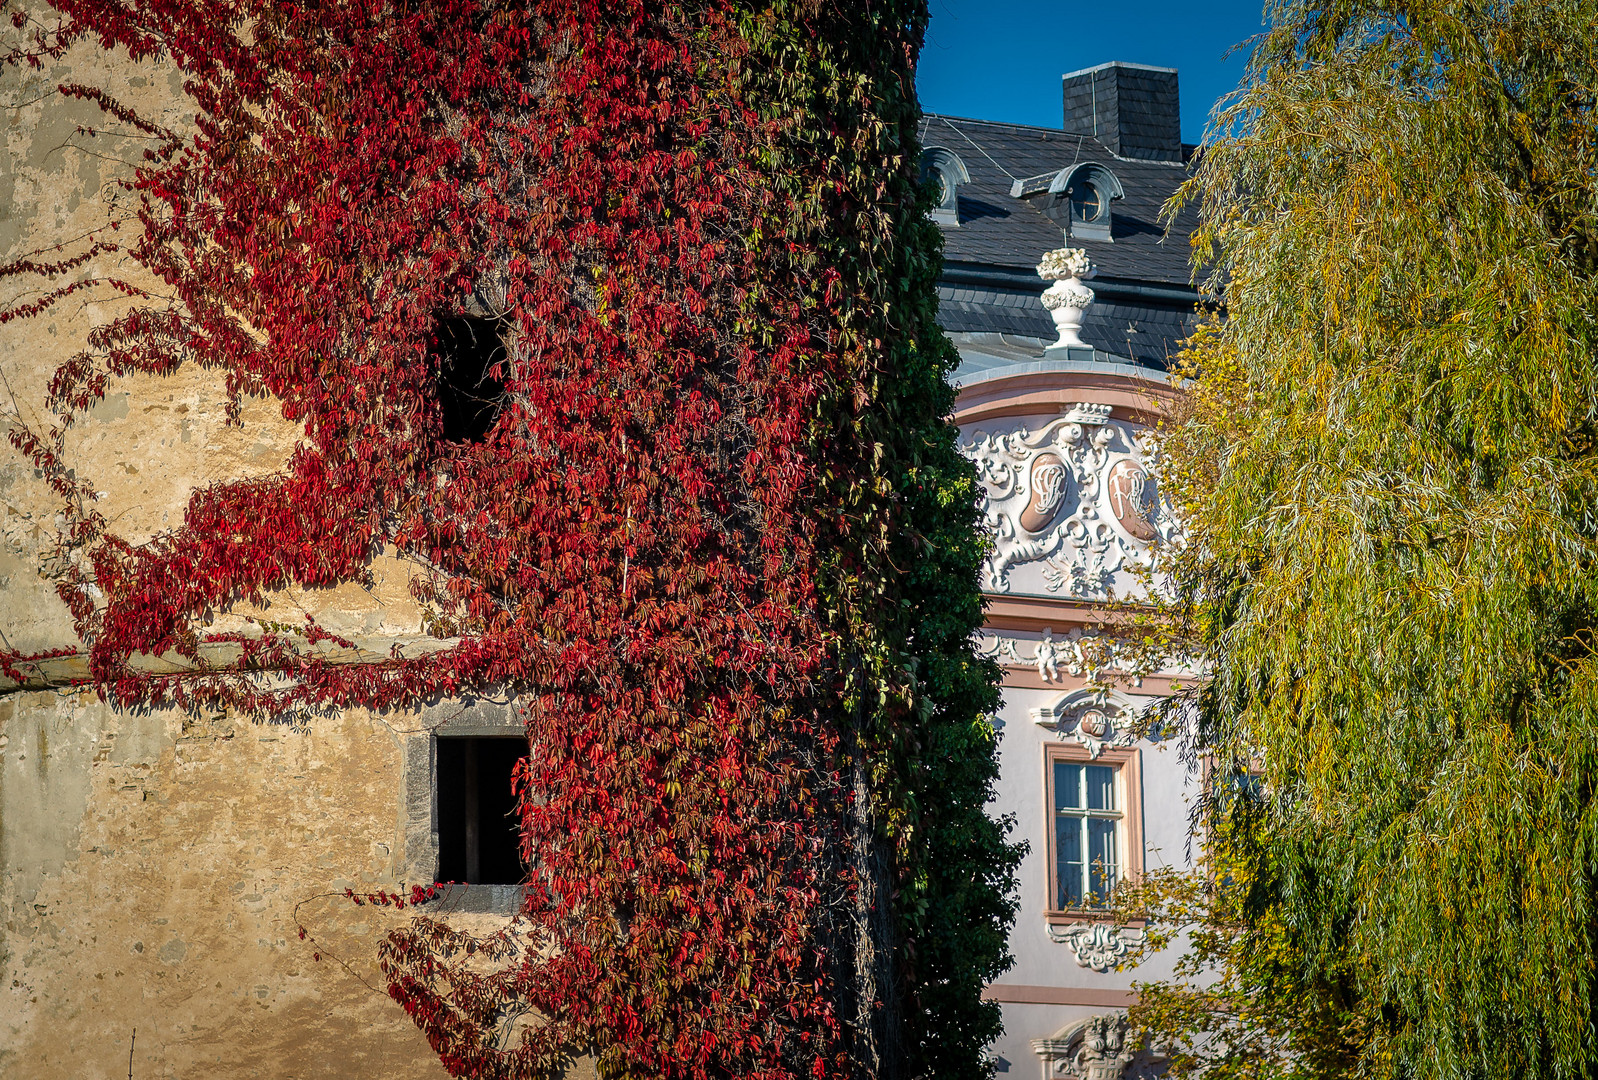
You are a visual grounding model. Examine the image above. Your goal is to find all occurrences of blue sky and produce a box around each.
[916,1,1270,145]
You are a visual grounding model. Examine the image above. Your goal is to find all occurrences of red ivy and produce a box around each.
[5,0,1007,1075]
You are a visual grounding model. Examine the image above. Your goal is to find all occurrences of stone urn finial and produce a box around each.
[1037,247,1096,349]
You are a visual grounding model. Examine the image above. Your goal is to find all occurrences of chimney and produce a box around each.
[1062,62,1182,162]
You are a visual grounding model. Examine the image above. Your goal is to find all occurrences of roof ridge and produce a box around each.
[921,112,1088,138]
[923,114,1187,167]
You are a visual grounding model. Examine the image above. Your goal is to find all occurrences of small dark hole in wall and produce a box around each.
[436,737,528,885]
[431,316,507,443]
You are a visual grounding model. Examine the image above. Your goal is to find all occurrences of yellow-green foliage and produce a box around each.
[1128,3,1598,1078]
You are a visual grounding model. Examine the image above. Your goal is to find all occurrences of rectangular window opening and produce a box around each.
[431,315,508,444]
[1049,747,1139,914]
[436,736,529,885]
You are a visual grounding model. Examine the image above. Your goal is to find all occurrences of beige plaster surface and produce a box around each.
[2,5,429,647]
[0,14,508,1077]
[0,692,453,1078]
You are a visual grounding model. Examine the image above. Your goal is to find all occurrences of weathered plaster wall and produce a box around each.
[1,16,219,653]
[0,692,454,1079]
[0,13,502,1077]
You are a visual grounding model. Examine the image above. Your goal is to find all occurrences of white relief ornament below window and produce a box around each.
[1046,921,1143,972]
[960,406,1179,598]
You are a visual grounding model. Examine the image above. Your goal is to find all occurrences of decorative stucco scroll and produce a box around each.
[1029,688,1144,758]
[972,626,1143,687]
[1046,921,1141,972]
[959,405,1178,597]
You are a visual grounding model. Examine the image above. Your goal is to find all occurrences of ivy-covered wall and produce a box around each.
[0,35,466,1069]
[2,1,1016,1076]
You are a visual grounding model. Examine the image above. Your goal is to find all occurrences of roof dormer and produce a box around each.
[921,146,970,227]
[1010,162,1124,243]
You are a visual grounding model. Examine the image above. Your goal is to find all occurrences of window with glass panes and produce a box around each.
[1052,759,1122,910]
[1067,180,1102,223]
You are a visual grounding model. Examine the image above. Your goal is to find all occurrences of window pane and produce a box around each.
[1054,761,1082,810]
[1056,814,1084,909]
[1070,183,1102,221]
[1087,817,1119,906]
[1086,764,1116,811]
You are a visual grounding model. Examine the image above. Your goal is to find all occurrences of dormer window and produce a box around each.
[1009,162,1124,243]
[1068,179,1103,223]
[1051,163,1121,242]
[920,147,970,227]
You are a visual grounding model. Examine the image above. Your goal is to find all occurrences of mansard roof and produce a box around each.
[922,113,1208,375]
[920,113,1199,283]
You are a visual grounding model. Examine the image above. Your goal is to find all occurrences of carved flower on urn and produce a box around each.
[1037,247,1092,280]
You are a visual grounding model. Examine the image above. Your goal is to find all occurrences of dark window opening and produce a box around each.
[430,316,508,444]
[1068,181,1103,222]
[436,737,528,885]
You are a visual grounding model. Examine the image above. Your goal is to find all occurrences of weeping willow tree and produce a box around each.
[1124,3,1598,1078]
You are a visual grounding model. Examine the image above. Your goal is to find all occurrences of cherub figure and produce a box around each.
[1034,628,1062,682]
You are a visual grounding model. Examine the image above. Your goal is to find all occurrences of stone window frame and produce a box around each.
[1042,741,1143,925]
[401,696,526,915]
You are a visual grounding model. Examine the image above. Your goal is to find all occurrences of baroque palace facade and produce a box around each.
[926,62,1202,1078]
[0,36,1200,1078]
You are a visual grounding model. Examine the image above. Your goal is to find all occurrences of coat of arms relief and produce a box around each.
[1032,1012,1165,1080]
[959,403,1178,598]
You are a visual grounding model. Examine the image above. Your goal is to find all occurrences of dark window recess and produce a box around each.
[1068,181,1102,222]
[436,737,528,885]
[430,316,507,443]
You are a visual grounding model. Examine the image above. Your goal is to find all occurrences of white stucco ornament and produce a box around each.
[1073,1013,1137,1080]
[1038,246,1096,348]
[973,627,1144,687]
[960,407,1178,598]
[1029,690,1142,758]
[1046,921,1141,971]
[1034,1011,1163,1080]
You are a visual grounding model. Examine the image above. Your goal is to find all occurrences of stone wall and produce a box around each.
[0,13,520,1076]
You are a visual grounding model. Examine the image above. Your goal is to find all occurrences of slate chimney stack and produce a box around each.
[1062,62,1182,162]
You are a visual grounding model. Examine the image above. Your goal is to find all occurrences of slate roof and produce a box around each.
[919,113,1199,283]
[921,113,1206,371]
[938,278,1199,366]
